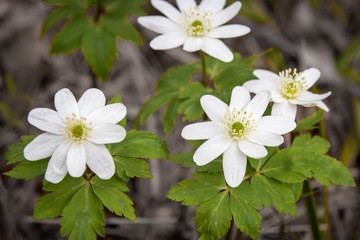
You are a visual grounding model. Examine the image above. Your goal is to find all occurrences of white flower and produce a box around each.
[24,88,127,184]
[137,0,250,62]
[181,87,296,187]
[244,68,332,120]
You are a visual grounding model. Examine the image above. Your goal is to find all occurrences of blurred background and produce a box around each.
[0,0,359,239]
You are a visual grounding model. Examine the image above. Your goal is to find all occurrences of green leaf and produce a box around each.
[251,175,297,215]
[107,94,126,127]
[169,152,196,167]
[82,25,117,81]
[91,176,136,221]
[178,96,205,122]
[248,147,278,171]
[109,130,168,159]
[33,176,86,219]
[163,98,181,136]
[60,183,105,239]
[295,110,324,131]
[293,134,330,155]
[166,172,227,206]
[4,158,49,180]
[5,135,35,165]
[50,14,91,54]
[196,158,222,173]
[114,156,152,181]
[287,182,303,201]
[230,182,262,239]
[195,191,232,239]
[178,82,211,99]
[104,0,146,17]
[42,6,83,35]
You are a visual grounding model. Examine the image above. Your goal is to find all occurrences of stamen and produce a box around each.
[180,6,213,37]
[63,113,92,143]
[279,68,308,98]
[222,108,257,141]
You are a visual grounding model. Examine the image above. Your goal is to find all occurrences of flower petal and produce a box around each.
[257,116,296,134]
[245,90,271,121]
[238,139,268,159]
[201,37,233,62]
[253,69,280,82]
[300,68,320,89]
[149,32,187,50]
[85,142,115,180]
[193,135,232,166]
[44,140,71,183]
[212,2,241,28]
[151,0,182,23]
[181,122,223,140]
[138,16,182,34]
[207,24,250,38]
[66,143,86,178]
[296,91,332,102]
[294,100,329,111]
[183,37,203,52]
[28,108,64,134]
[54,88,79,119]
[249,130,284,146]
[229,86,250,111]
[88,123,126,144]
[243,79,282,98]
[78,88,105,117]
[87,103,127,125]
[271,101,297,120]
[223,142,247,188]
[199,0,226,13]
[176,0,196,13]
[24,133,65,161]
[200,95,228,122]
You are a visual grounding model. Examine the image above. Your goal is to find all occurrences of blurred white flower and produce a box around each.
[138,0,250,62]
[244,68,332,120]
[24,88,127,183]
[181,87,296,187]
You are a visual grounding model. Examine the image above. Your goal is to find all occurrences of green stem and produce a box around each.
[303,179,322,240]
[200,51,207,87]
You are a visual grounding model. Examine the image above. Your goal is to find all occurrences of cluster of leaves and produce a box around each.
[133,53,256,135]
[42,0,145,81]
[167,117,355,239]
[4,95,168,240]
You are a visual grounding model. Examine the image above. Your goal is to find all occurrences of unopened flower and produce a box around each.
[24,88,127,183]
[181,87,296,187]
[138,0,250,62]
[244,68,332,120]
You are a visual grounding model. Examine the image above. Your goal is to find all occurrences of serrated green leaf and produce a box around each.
[33,176,86,219]
[107,94,126,127]
[230,182,262,239]
[104,0,146,17]
[42,6,83,35]
[82,25,117,81]
[248,147,278,171]
[50,14,91,54]
[195,191,232,239]
[60,183,105,239]
[178,96,205,122]
[163,98,181,136]
[292,134,330,155]
[91,176,136,221]
[196,158,222,173]
[287,182,303,201]
[4,158,49,180]
[251,175,297,215]
[5,135,35,165]
[169,151,196,167]
[114,156,152,180]
[178,82,211,99]
[109,130,168,159]
[295,110,324,131]
[166,172,226,206]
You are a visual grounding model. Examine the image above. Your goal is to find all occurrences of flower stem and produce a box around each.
[200,51,207,87]
[303,179,322,240]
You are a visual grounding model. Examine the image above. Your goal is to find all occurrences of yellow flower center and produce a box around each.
[181,7,213,37]
[279,68,308,98]
[64,113,92,143]
[223,108,257,141]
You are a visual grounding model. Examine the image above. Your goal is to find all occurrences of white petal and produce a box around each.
[24,133,65,161]
[78,88,105,117]
[176,0,196,13]
[201,37,233,62]
[88,123,126,144]
[207,24,250,38]
[294,100,330,111]
[229,86,250,111]
[44,140,71,183]
[249,130,284,146]
[183,37,203,52]
[253,69,280,82]
[300,68,320,89]
[238,139,268,159]
[193,135,232,166]
[245,90,271,121]
[271,101,297,120]
[151,0,182,23]
[67,143,86,178]
[212,2,241,28]
[200,0,225,13]
[149,32,187,50]
[85,142,115,180]
[28,108,64,134]
[54,88,79,119]
[257,116,296,134]
[223,142,247,188]
[87,103,127,125]
[181,122,223,140]
[296,91,332,102]
[200,95,228,122]
[138,16,182,34]
[243,79,282,98]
